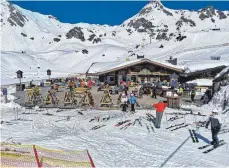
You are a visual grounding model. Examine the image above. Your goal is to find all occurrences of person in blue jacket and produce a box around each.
[129,93,137,112]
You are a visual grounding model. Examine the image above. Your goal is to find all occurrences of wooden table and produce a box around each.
[167,96,180,109]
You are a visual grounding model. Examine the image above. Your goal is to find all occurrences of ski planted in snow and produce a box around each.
[189,129,196,143]
[150,124,155,132]
[138,119,142,126]
[145,124,150,133]
[198,140,224,149]
[192,129,199,143]
[203,141,226,154]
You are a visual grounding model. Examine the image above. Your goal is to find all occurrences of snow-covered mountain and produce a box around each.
[1,0,229,85]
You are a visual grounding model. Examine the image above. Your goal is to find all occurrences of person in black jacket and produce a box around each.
[205,110,222,147]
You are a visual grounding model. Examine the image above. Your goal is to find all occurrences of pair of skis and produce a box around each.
[168,116,183,122]
[219,129,229,134]
[198,140,226,154]
[170,124,188,131]
[145,123,155,133]
[91,124,106,130]
[166,123,188,131]
[189,129,199,143]
[166,123,184,129]
[89,116,100,122]
[120,122,132,130]
[115,120,131,127]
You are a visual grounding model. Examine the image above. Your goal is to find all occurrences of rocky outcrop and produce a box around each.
[93,38,101,44]
[66,27,85,41]
[199,6,227,20]
[149,1,173,16]
[112,31,116,36]
[82,49,88,54]
[7,3,27,27]
[176,16,196,29]
[21,33,27,37]
[53,38,60,42]
[199,6,216,20]
[217,11,227,20]
[176,34,187,41]
[156,32,169,41]
[139,6,152,16]
[88,34,96,41]
[128,18,154,31]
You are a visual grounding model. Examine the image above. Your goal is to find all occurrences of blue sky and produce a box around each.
[13,1,229,25]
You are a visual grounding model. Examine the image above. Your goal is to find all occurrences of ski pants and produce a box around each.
[156,112,163,128]
[191,95,195,102]
[122,103,127,112]
[131,104,135,112]
[152,93,156,99]
[212,129,220,144]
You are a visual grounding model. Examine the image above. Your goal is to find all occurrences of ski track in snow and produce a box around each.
[1,92,229,168]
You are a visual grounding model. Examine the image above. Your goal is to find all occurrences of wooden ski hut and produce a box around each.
[87,59,183,85]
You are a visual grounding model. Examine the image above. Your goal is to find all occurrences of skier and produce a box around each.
[191,89,196,102]
[129,93,137,112]
[114,85,119,95]
[123,85,128,96]
[205,110,222,147]
[121,94,128,112]
[151,87,157,99]
[153,101,168,128]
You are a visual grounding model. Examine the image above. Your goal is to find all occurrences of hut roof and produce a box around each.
[87,59,183,75]
[213,66,229,82]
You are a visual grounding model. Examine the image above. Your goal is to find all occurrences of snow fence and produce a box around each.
[0,143,95,167]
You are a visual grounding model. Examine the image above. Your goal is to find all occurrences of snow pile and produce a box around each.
[201,85,229,114]
[186,78,213,86]
[0,85,21,109]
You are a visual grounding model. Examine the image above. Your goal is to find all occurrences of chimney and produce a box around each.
[167,58,177,65]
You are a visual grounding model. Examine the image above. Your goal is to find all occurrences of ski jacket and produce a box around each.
[129,96,137,104]
[153,102,167,113]
[206,115,222,130]
[191,91,196,96]
[121,97,128,103]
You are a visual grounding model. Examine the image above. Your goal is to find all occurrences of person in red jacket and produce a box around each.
[153,101,168,128]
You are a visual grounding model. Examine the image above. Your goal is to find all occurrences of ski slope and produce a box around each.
[1,0,229,85]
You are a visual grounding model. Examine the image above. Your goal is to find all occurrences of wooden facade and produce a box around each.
[89,60,183,85]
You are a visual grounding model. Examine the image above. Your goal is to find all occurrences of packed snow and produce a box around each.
[187,79,213,86]
[1,86,229,167]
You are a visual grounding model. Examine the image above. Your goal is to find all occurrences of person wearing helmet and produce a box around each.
[205,109,222,147]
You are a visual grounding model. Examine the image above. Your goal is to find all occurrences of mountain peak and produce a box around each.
[138,0,173,17]
[149,0,163,9]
